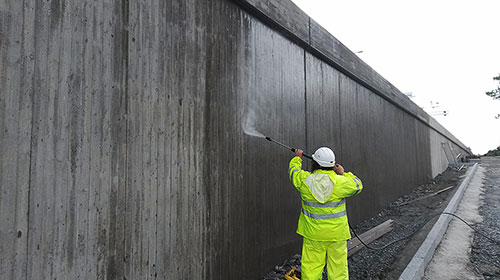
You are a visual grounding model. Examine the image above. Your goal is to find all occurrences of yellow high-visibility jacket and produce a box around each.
[289,156,363,241]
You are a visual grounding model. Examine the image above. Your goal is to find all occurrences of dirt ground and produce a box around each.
[263,166,469,280]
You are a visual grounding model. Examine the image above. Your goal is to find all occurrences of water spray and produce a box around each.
[241,109,312,159]
[265,136,313,159]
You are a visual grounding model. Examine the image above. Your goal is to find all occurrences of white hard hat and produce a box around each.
[312,147,336,167]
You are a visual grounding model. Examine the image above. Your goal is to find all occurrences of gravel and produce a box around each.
[470,157,500,280]
[263,166,468,280]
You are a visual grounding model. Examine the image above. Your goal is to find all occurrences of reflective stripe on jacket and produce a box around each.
[289,156,363,241]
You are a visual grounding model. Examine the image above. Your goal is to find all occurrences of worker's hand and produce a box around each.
[334,164,344,175]
[295,149,303,159]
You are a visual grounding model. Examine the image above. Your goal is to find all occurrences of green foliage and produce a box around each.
[484,146,500,157]
[485,74,500,100]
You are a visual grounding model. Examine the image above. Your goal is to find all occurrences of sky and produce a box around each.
[290,0,500,155]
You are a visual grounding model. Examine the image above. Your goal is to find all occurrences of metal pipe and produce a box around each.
[265,136,313,159]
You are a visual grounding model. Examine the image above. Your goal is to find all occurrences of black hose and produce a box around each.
[349,211,500,252]
[440,212,500,245]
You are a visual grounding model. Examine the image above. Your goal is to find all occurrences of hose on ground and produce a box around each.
[349,212,500,252]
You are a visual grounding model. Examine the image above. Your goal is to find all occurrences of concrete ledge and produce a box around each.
[399,163,479,280]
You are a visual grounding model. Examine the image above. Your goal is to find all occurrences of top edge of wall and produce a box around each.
[231,0,471,154]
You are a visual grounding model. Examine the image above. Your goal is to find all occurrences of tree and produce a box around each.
[484,146,500,157]
[485,74,500,99]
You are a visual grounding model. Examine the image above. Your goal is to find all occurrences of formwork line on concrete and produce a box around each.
[399,163,479,280]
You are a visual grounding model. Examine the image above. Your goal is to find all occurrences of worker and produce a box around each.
[289,147,363,280]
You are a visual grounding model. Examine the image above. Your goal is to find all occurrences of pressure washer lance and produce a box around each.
[265,136,313,159]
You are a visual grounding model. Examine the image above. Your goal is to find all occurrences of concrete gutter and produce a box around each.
[399,163,479,280]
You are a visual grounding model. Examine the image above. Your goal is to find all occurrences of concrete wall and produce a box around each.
[0,0,470,279]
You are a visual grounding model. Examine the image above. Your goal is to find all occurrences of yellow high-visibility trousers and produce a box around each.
[301,238,348,280]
